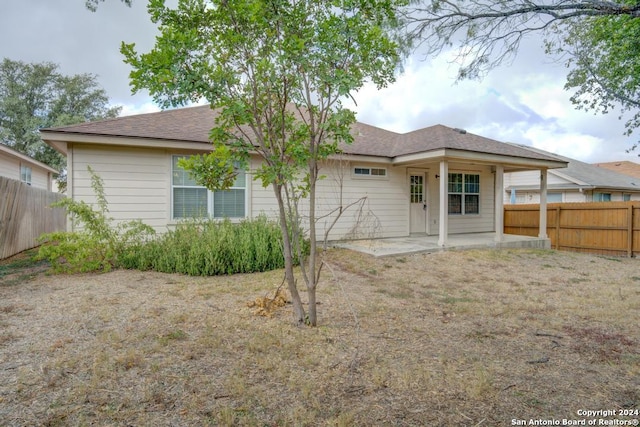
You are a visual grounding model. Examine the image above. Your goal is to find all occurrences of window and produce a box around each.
[20,165,32,185]
[593,192,611,202]
[410,175,423,203]
[547,192,563,203]
[354,167,387,177]
[172,155,246,219]
[623,194,632,202]
[448,173,479,214]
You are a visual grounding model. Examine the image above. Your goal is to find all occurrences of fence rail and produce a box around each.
[504,201,640,257]
[0,177,66,259]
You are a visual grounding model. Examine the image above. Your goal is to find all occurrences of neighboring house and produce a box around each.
[504,146,640,204]
[0,143,58,191]
[41,105,567,246]
[593,160,640,180]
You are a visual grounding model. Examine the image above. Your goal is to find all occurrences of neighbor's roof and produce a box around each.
[593,160,640,180]
[510,144,640,191]
[42,104,563,164]
[0,143,58,174]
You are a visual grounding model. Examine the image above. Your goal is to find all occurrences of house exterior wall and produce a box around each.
[248,159,408,240]
[316,161,409,240]
[0,152,20,181]
[0,150,53,190]
[432,163,495,234]
[68,144,500,239]
[69,143,170,230]
[504,170,640,203]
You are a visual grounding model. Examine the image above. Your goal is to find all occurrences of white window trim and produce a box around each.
[593,191,612,202]
[171,155,248,220]
[447,172,480,215]
[352,166,388,179]
[20,165,32,186]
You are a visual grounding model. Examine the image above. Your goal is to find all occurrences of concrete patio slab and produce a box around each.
[333,233,550,257]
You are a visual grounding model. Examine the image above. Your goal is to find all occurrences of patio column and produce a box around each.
[438,160,448,246]
[539,168,548,238]
[494,165,504,242]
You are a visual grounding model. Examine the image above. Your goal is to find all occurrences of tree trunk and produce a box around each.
[306,158,318,326]
[307,285,317,326]
[273,182,305,324]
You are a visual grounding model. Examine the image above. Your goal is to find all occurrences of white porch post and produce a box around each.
[539,168,548,238]
[438,160,448,246]
[494,165,504,242]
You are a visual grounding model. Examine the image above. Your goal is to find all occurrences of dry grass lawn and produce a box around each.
[0,248,639,426]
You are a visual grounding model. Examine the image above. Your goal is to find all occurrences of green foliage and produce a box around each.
[563,12,640,145]
[122,0,404,325]
[0,58,121,187]
[119,216,292,276]
[85,0,132,12]
[37,167,155,273]
[408,0,640,146]
[37,167,295,277]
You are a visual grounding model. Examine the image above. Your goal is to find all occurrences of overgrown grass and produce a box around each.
[118,217,287,275]
[37,167,297,276]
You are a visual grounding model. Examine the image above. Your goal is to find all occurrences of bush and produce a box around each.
[119,216,288,275]
[37,167,155,273]
[38,167,304,276]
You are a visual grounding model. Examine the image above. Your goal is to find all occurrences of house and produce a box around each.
[593,160,640,180]
[504,146,640,204]
[41,105,567,246]
[0,143,58,191]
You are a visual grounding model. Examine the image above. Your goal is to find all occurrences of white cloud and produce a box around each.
[120,102,161,117]
[2,2,638,164]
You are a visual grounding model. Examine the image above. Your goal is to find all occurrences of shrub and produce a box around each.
[38,168,305,276]
[120,216,289,276]
[37,167,155,273]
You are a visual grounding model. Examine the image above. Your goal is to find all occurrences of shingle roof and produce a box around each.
[43,105,219,143]
[511,144,640,190]
[43,104,562,163]
[593,161,640,180]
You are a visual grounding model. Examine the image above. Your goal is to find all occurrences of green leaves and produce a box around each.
[177,146,247,192]
[563,12,640,142]
[123,0,404,325]
[0,58,120,177]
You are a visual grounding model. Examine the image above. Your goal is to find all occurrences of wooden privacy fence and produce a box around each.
[0,177,66,259]
[504,201,640,257]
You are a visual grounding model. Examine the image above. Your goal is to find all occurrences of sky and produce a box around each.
[1,0,638,164]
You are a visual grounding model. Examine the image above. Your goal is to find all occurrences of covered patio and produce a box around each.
[334,232,550,257]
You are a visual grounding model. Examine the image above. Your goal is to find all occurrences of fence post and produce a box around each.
[628,204,634,258]
[555,206,561,250]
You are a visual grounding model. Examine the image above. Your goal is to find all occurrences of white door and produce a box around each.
[410,173,427,234]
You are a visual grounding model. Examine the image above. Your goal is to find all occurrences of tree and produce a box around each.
[121,0,403,326]
[405,0,640,140]
[85,0,132,12]
[0,59,121,185]
[562,12,640,147]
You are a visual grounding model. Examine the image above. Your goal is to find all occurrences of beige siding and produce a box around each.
[249,157,279,219]
[0,153,20,181]
[563,192,586,203]
[68,145,508,239]
[441,164,495,234]
[29,167,51,191]
[249,159,409,240]
[315,161,408,240]
[70,144,170,231]
[0,152,52,190]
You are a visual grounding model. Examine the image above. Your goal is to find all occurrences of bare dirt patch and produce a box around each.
[0,248,638,426]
